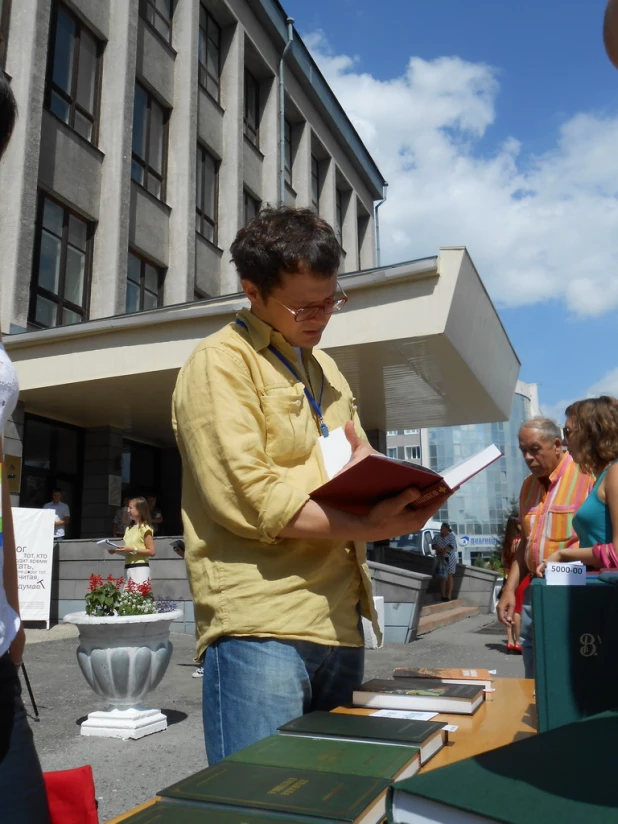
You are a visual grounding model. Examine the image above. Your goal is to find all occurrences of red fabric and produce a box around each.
[43,765,99,824]
[514,573,531,614]
[592,542,618,569]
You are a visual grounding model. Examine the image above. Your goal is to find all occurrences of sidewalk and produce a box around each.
[23,613,524,823]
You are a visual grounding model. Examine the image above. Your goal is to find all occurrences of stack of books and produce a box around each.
[116,710,450,823]
[386,710,618,823]
[114,664,494,822]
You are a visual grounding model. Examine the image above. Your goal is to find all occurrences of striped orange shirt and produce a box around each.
[520,452,594,572]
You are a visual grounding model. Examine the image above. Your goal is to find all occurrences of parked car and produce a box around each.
[389,520,442,556]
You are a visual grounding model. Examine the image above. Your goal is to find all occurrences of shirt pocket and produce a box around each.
[260,387,316,463]
[547,507,574,543]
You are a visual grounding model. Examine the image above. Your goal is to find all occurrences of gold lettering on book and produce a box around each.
[579,632,601,657]
[268,777,297,795]
[322,783,345,802]
[282,779,308,796]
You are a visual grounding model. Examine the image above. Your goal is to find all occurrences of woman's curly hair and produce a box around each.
[565,396,618,475]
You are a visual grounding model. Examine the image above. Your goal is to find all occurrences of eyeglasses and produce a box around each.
[271,282,348,322]
[563,426,578,439]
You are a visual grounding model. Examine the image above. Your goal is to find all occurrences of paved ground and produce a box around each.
[22,613,524,823]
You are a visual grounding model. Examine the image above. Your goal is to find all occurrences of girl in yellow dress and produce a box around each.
[109,497,156,587]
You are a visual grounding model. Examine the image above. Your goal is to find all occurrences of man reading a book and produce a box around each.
[172,207,446,764]
[497,417,592,678]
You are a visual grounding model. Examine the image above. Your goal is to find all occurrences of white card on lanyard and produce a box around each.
[318,426,352,480]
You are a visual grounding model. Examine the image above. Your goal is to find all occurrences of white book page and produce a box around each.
[441,444,502,490]
[372,709,438,721]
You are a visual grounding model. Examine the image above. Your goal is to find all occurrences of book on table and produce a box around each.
[387,710,618,824]
[277,710,446,765]
[115,800,321,823]
[392,667,494,691]
[353,679,484,715]
[532,575,618,733]
[226,733,420,782]
[159,760,390,824]
[310,444,502,515]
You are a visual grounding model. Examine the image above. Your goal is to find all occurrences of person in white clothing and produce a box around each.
[43,490,70,540]
[0,72,51,823]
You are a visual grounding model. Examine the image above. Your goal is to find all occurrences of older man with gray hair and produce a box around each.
[497,417,593,678]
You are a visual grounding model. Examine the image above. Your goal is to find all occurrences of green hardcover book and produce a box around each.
[159,760,391,824]
[387,710,618,824]
[226,734,420,781]
[117,799,315,823]
[532,576,618,732]
[278,710,446,765]
[353,678,484,714]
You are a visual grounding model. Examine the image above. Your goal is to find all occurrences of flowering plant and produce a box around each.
[85,574,165,617]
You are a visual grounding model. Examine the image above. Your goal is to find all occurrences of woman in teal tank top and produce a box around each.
[537,396,618,575]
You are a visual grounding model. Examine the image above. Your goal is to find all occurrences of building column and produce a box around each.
[260,76,278,207]
[81,427,124,538]
[90,2,139,319]
[321,157,336,231]
[165,0,199,305]
[218,23,244,294]
[294,120,311,209]
[0,0,52,333]
[342,191,358,272]
[3,402,25,508]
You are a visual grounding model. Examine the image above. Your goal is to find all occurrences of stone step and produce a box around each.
[416,605,481,635]
[420,599,464,617]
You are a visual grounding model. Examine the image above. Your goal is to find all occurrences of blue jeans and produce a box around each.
[0,654,50,824]
[203,636,364,765]
[520,586,534,679]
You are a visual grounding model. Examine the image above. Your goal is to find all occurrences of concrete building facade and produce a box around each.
[0,1,521,542]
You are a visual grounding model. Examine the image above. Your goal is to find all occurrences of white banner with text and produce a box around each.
[13,507,56,626]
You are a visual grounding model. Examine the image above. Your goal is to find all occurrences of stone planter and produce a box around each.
[63,609,183,740]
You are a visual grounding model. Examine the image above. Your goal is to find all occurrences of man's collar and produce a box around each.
[236,308,302,355]
[542,451,571,486]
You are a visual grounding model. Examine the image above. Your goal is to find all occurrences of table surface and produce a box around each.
[107,677,535,822]
[333,676,536,772]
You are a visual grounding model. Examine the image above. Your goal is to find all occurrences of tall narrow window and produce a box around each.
[0,0,11,69]
[139,0,173,44]
[198,5,221,101]
[46,3,101,143]
[284,118,292,187]
[243,189,260,226]
[335,188,344,247]
[405,445,421,461]
[131,84,169,200]
[243,68,259,147]
[196,144,218,243]
[126,251,164,313]
[311,155,320,214]
[30,195,91,328]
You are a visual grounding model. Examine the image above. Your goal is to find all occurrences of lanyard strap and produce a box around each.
[236,318,329,437]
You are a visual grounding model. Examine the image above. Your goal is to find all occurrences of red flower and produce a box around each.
[88,574,103,592]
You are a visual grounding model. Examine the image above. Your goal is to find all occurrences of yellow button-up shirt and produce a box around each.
[172,308,380,659]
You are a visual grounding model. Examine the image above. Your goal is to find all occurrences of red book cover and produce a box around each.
[310,444,502,515]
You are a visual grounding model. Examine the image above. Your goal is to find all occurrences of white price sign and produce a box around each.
[545,560,586,586]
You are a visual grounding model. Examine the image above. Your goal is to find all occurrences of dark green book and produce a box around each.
[387,710,618,824]
[353,678,484,714]
[226,733,420,781]
[117,800,314,823]
[159,760,390,824]
[532,576,618,732]
[278,710,446,764]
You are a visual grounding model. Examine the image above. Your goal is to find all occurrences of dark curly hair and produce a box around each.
[565,396,618,475]
[230,206,341,297]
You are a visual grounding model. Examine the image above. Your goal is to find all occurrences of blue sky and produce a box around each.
[284,0,618,421]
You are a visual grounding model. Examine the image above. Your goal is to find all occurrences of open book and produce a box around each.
[311,444,502,515]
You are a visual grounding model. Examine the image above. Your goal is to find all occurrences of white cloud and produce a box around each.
[306,32,618,317]
[541,367,618,423]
